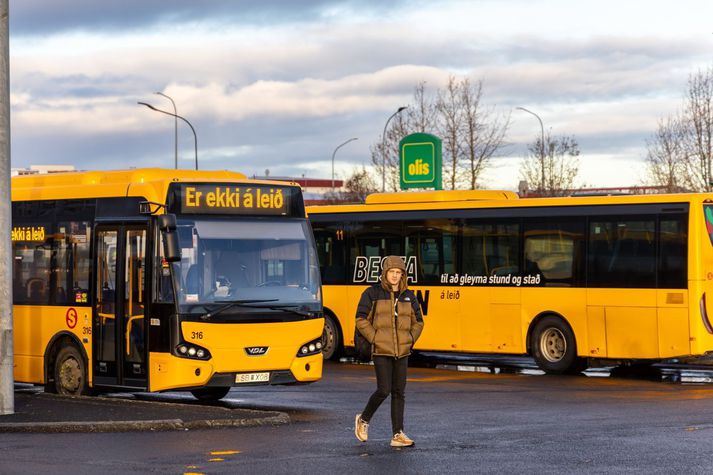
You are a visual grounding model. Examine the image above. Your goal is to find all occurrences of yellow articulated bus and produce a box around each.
[308,189,713,373]
[12,168,323,400]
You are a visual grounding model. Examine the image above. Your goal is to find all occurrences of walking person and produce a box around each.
[354,255,424,447]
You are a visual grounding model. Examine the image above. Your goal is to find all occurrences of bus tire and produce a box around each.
[54,344,89,396]
[191,387,231,401]
[321,314,342,360]
[531,316,583,374]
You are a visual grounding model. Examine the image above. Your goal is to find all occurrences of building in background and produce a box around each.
[11,165,75,176]
[252,175,344,205]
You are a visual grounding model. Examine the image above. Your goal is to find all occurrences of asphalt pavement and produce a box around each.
[0,384,288,433]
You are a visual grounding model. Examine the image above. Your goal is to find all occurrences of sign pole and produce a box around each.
[0,0,13,415]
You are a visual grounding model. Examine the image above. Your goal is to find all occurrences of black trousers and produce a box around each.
[361,355,409,434]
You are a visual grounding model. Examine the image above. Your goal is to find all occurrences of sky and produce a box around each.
[8,0,713,190]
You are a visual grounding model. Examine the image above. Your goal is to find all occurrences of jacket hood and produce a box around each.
[380,255,408,292]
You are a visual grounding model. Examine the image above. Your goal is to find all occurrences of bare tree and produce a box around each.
[324,167,378,204]
[370,82,435,192]
[520,132,580,196]
[645,67,713,192]
[369,118,401,193]
[645,116,688,192]
[370,77,508,191]
[407,82,436,134]
[682,67,713,191]
[436,76,463,190]
[460,78,510,190]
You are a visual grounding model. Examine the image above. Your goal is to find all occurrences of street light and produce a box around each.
[138,101,198,170]
[381,106,408,192]
[516,106,546,192]
[154,92,178,169]
[331,137,358,190]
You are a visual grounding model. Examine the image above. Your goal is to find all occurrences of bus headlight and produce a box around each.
[297,338,323,357]
[175,343,211,360]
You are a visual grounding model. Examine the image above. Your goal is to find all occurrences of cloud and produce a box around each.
[9,0,713,190]
[11,0,405,35]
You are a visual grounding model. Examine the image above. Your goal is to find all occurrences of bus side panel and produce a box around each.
[415,286,461,352]
[344,285,368,347]
[13,306,46,383]
[656,289,690,358]
[586,306,607,358]
[322,285,351,345]
[490,287,521,353]
[587,289,658,359]
[459,287,490,352]
[13,305,93,385]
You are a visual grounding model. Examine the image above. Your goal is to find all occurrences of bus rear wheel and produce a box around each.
[54,344,89,396]
[191,387,231,402]
[531,316,584,374]
[321,314,341,360]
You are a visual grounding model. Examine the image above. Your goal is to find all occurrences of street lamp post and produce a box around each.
[138,102,198,170]
[381,106,408,192]
[331,137,358,190]
[516,106,546,192]
[154,92,178,169]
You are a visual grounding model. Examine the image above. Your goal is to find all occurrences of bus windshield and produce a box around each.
[173,217,320,313]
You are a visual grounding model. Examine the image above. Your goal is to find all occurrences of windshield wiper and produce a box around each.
[200,299,278,320]
[249,303,317,318]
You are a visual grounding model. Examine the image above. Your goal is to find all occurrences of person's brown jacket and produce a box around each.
[355,256,424,358]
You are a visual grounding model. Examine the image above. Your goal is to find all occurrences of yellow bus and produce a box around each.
[308,189,713,373]
[12,168,323,400]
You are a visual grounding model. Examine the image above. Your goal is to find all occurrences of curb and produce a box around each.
[0,392,291,433]
[0,412,290,433]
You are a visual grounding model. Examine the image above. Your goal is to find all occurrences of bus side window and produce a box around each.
[659,215,687,289]
[101,283,115,313]
[313,223,347,285]
[589,219,656,288]
[26,277,47,302]
[155,232,175,303]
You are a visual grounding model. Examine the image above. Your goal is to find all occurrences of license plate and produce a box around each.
[235,372,270,384]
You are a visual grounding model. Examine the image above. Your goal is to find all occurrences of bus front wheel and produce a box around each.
[191,387,231,402]
[531,316,584,374]
[54,344,89,396]
[321,314,341,360]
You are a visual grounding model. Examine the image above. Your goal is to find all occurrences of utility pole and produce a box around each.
[381,106,407,192]
[138,102,198,170]
[516,107,546,193]
[154,92,178,169]
[0,0,14,415]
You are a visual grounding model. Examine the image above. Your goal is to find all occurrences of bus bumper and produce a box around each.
[148,351,323,392]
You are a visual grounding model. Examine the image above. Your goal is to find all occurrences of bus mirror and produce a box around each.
[157,214,181,262]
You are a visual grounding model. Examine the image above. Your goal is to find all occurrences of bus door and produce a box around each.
[93,225,148,389]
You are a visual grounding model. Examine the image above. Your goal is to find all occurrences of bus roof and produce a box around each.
[11,168,300,203]
[365,189,519,204]
[307,189,713,214]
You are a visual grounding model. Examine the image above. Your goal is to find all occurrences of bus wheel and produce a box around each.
[321,315,341,360]
[54,345,89,396]
[531,316,583,374]
[191,387,231,402]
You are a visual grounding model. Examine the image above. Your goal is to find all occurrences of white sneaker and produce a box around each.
[390,431,414,447]
[354,413,369,442]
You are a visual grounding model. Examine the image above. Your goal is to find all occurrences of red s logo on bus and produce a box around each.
[66,308,78,329]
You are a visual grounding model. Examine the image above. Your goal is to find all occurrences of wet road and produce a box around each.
[3,360,713,474]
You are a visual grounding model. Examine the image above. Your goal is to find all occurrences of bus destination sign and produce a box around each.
[176,184,294,216]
